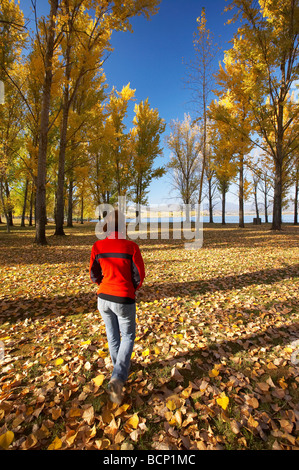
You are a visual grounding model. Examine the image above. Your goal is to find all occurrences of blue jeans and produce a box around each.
[98,298,136,383]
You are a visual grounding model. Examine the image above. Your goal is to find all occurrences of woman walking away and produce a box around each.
[89,209,145,405]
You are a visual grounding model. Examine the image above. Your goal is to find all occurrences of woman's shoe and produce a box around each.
[107,378,124,405]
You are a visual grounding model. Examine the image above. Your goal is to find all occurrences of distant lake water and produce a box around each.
[126,214,296,224]
[201,214,296,224]
[92,214,297,224]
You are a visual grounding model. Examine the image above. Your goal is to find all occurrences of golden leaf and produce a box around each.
[92,374,105,387]
[125,413,139,430]
[115,431,126,444]
[0,430,14,450]
[65,430,78,446]
[247,415,259,428]
[48,436,62,450]
[173,333,183,340]
[55,358,64,366]
[26,406,34,416]
[216,393,229,410]
[174,410,182,426]
[181,383,193,399]
[166,413,176,426]
[104,418,119,439]
[209,368,219,377]
[114,403,130,417]
[95,438,111,450]
[166,399,177,411]
[97,349,108,358]
[102,405,114,424]
[121,442,134,450]
[278,377,288,389]
[69,408,82,418]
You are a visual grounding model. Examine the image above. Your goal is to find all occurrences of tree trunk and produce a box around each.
[8,210,13,226]
[4,180,13,226]
[272,92,284,230]
[254,182,259,219]
[294,179,298,225]
[198,105,207,208]
[272,158,282,230]
[239,155,245,228]
[54,91,69,236]
[184,200,191,224]
[0,181,10,233]
[222,189,226,225]
[35,0,58,245]
[29,182,34,226]
[80,195,84,224]
[264,178,268,224]
[67,178,73,227]
[21,178,28,227]
[55,14,81,236]
[208,177,213,223]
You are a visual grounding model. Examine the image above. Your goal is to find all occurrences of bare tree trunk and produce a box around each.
[294,179,298,225]
[54,49,70,236]
[264,178,269,224]
[29,181,34,226]
[80,195,84,224]
[271,90,284,231]
[21,178,28,227]
[4,180,13,226]
[67,178,73,227]
[254,181,260,219]
[239,155,244,228]
[54,97,68,236]
[35,0,58,244]
[0,181,10,233]
[55,8,83,236]
[272,158,282,230]
[222,188,226,225]
[198,108,206,208]
[208,177,213,223]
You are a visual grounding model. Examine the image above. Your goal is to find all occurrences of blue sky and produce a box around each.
[105,0,235,123]
[103,0,238,204]
[20,0,239,206]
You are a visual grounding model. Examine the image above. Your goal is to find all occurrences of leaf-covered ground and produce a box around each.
[0,222,298,450]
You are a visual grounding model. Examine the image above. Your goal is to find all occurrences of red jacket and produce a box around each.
[89,232,145,304]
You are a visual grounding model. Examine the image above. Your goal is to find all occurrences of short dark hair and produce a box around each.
[103,209,126,234]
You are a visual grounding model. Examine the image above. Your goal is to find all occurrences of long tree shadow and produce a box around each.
[1,223,298,268]
[139,263,299,300]
[0,290,97,325]
[0,263,298,325]
[131,320,299,388]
